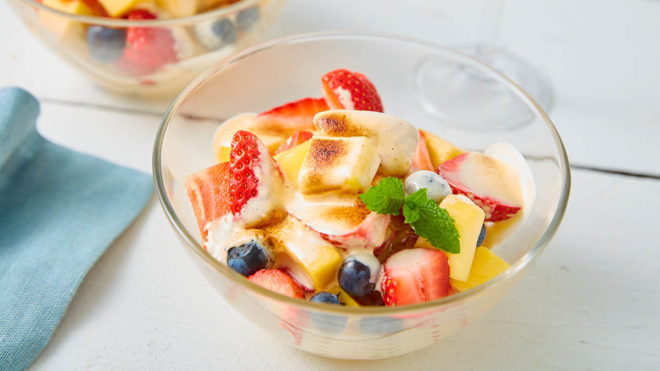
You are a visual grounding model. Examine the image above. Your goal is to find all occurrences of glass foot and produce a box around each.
[415,44,553,131]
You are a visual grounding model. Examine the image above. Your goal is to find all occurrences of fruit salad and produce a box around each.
[185,69,533,307]
[32,0,280,94]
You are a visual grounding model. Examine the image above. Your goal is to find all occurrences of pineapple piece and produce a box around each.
[213,113,285,162]
[451,247,510,292]
[41,0,93,37]
[98,0,153,17]
[328,286,360,307]
[416,194,484,281]
[273,140,312,186]
[156,0,197,17]
[43,0,94,14]
[420,129,464,169]
[216,146,231,163]
[270,217,343,291]
[298,137,380,195]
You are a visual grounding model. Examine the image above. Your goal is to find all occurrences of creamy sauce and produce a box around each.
[287,193,368,235]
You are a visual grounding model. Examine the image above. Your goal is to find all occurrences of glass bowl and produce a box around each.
[153,32,570,359]
[8,0,287,97]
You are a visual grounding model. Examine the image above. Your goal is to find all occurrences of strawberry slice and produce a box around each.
[321,69,384,112]
[409,130,434,173]
[381,248,450,306]
[118,9,177,76]
[248,269,305,299]
[229,130,287,228]
[184,162,231,242]
[275,130,314,154]
[437,152,523,222]
[251,97,329,135]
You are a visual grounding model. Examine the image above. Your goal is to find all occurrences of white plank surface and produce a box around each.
[0,0,659,369]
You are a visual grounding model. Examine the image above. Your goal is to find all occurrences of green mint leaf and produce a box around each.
[409,198,460,254]
[359,177,405,215]
[402,189,427,224]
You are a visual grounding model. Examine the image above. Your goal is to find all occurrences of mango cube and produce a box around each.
[98,0,152,17]
[274,140,312,186]
[451,247,510,292]
[156,0,197,17]
[298,136,380,195]
[41,0,93,37]
[43,0,94,14]
[273,218,343,291]
[420,129,464,169]
[328,286,360,307]
[440,194,485,281]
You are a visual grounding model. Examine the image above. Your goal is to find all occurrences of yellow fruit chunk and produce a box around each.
[212,113,287,162]
[43,0,94,14]
[438,195,485,281]
[216,146,231,163]
[271,217,343,291]
[41,0,93,37]
[420,129,464,169]
[450,247,510,292]
[98,0,152,17]
[273,140,312,186]
[328,286,360,307]
[156,0,197,17]
[298,137,380,195]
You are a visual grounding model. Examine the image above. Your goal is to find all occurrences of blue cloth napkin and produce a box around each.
[0,87,152,370]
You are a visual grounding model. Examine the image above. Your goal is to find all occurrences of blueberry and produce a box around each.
[226,240,269,276]
[236,7,259,30]
[476,224,487,247]
[404,170,452,202]
[338,253,380,297]
[310,292,341,305]
[86,26,126,63]
[211,18,237,44]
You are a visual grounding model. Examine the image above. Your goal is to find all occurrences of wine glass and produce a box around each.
[415,0,553,130]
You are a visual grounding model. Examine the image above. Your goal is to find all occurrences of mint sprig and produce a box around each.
[359,177,406,215]
[360,177,460,254]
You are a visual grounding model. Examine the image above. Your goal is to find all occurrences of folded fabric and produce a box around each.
[0,87,152,370]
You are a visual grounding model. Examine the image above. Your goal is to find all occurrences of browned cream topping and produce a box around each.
[318,201,370,229]
[315,111,374,137]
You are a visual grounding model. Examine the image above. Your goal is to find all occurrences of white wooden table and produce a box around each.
[2,0,659,369]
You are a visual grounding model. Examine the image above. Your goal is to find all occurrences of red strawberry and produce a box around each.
[321,69,384,112]
[251,97,329,135]
[184,162,231,242]
[248,269,305,299]
[229,130,286,227]
[409,130,434,173]
[275,130,314,154]
[118,10,177,76]
[381,248,450,306]
[437,152,522,222]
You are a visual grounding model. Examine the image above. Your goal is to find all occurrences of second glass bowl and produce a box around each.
[9,0,287,97]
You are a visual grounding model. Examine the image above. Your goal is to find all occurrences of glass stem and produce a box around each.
[475,0,505,57]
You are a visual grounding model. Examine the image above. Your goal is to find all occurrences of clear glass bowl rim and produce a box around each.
[152,31,571,316]
[13,0,263,26]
